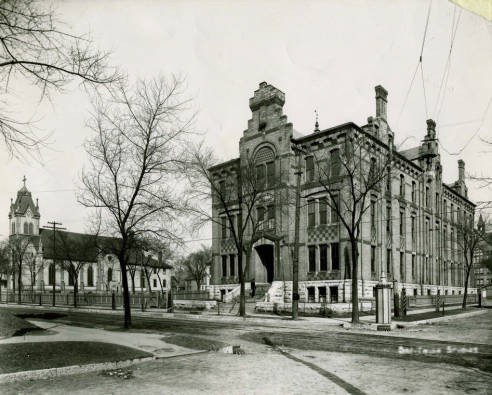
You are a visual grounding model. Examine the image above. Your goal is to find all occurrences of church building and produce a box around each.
[6,179,172,297]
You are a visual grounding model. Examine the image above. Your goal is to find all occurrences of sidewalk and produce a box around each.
[0,301,485,331]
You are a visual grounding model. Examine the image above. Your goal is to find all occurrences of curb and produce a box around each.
[0,356,155,384]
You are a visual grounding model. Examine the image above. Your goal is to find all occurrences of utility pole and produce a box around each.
[43,221,65,306]
[291,142,305,320]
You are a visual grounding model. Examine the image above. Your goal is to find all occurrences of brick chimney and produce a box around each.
[375,85,388,119]
[426,119,436,139]
[458,159,465,182]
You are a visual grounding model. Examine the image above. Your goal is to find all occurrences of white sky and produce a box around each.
[2,0,491,252]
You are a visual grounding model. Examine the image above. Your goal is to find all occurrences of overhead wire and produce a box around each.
[396,0,433,127]
[439,95,492,155]
[435,7,462,125]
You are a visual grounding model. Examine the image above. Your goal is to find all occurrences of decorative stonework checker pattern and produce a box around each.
[307,225,338,243]
[220,239,238,253]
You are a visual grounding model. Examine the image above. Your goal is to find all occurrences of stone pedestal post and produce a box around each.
[375,272,392,325]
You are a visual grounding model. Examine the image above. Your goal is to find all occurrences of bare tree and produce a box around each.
[8,234,33,303]
[187,145,278,317]
[56,231,99,308]
[456,215,487,309]
[24,250,41,297]
[181,245,212,291]
[298,130,393,323]
[0,0,121,158]
[79,76,193,328]
[0,240,12,301]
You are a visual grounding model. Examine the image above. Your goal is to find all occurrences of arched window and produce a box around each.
[11,222,15,234]
[107,268,113,283]
[87,266,94,287]
[23,222,28,234]
[48,263,55,286]
[28,223,33,235]
[255,146,275,188]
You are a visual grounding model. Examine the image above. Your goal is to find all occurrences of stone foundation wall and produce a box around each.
[173,299,217,311]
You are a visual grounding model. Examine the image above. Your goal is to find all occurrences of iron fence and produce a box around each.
[0,290,170,309]
[172,290,211,300]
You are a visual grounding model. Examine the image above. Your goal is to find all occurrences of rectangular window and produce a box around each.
[221,256,227,277]
[369,157,377,183]
[370,200,376,233]
[153,279,157,288]
[319,198,327,225]
[400,174,405,197]
[399,210,404,235]
[411,216,416,247]
[331,194,339,223]
[308,246,316,272]
[308,200,315,227]
[425,218,429,252]
[412,254,417,279]
[425,186,430,208]
[221,217,227,239]
[436,193,440,215]
[267,205,275,229]
[451,203,454,222]
[400,252,405,280]
[266,162,275,187]
[411,181,416,203]
[371,246,376,272]
[306,156,314,182]
[386,205,391,237]
[319,244,328,271]
[331,243,340,271]
[307,287,315,302]
[229,215,235,237]
[386,249,392,274]
[443,199,447,220]
[229,254,235,276]
[330,149,340,177]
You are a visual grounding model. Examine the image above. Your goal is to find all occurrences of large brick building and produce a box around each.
[210,82,476,303]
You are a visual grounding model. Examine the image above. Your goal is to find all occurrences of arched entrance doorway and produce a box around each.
[255,244,274,283]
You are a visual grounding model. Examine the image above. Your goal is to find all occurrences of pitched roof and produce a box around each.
[39,229,100,262]
[38,229,173,269]
[10,187,40,218]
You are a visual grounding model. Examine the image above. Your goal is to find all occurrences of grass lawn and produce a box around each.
[0,310,40,338]
[0,341,152,374]
[394,307,477,322]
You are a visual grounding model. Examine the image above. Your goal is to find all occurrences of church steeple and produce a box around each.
[9,177,40,236]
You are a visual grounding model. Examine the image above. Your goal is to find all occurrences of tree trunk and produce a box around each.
[119,258,132,329]
[462,263,471,310]
[130,271,135,294]
[73,277,78,308]
[196,279,201,291]
[17,265,22,304]
[238,250,245,317]
[350,240,360,323]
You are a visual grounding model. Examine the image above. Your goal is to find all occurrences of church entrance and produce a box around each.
[255,244,274,283]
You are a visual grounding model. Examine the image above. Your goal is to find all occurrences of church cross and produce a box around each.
[22,175,26,187]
